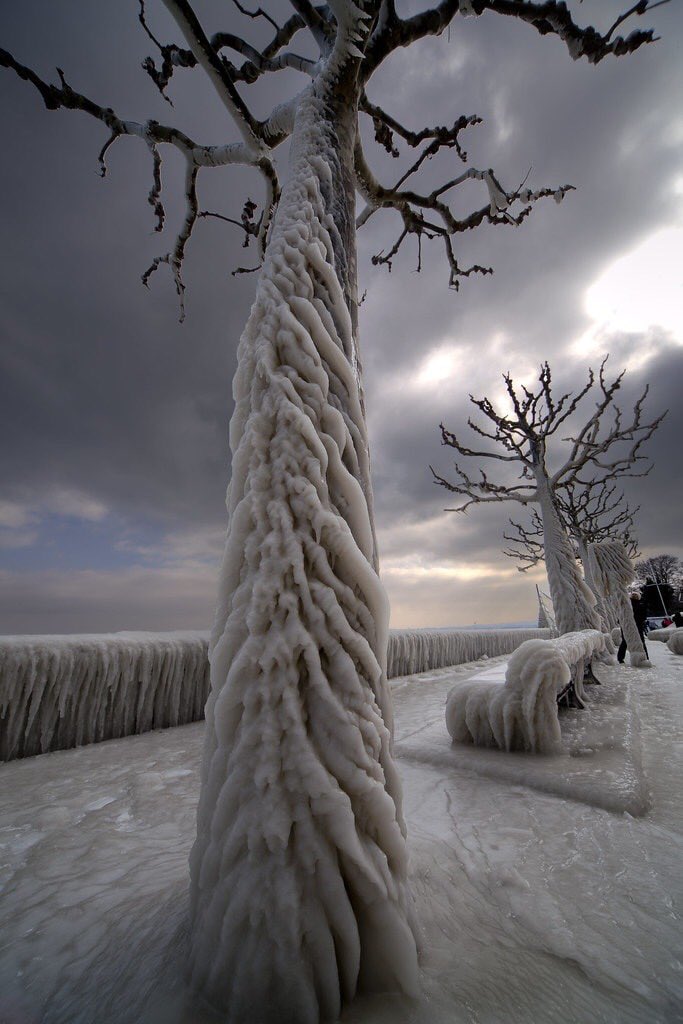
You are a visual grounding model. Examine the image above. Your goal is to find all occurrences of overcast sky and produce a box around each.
[0,0,681,634]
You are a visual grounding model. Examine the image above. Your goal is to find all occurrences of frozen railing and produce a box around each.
[0,632,210,761]
[445,630,606,755]
[386,628,550,678]
[1,626,550,760]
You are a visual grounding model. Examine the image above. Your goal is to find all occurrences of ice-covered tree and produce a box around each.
[588,540,651,666]
[432,361,664,640]
[634,553,682,589]
[1,2,667,1019]
[634,552,681,616]
[504,481,641,629]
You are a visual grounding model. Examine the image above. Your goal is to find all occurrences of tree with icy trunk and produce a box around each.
[588,540,651,667]
[1,0,667,1019]
[505,480,642,632]
[432,361,664,652]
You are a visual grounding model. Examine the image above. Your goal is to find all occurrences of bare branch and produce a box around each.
[0,47,281,312]
[552,360,667,487]
[288,0,334,51]
[142,159,199,322]
[360,94,482,162]
[199,197,260,248]
[161,0,263,146]
[364,0,664,78]
[502,509,545,570]
[355,134,572,286]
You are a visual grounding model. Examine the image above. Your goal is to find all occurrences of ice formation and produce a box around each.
[536,475,602,640]
[532,471,605,699]
[667,629,683,655]
[445,630,606,754]
[0,632,210,761]
[0,627,551,762]
[386,627,549,678]
[189,85,418,1021]
[576,536,618,633]
[537,593,551,630]
[588,541,651,667]
[647,627,676,643]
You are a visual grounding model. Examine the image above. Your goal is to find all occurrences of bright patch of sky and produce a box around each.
[573,226,683,367]
[416,345,462,386]
[382,558,524,582]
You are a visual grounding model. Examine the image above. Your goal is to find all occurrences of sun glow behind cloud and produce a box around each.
[574,226,683,368]
[416,345,462,386]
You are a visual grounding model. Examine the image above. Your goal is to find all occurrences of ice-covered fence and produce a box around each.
[0,632,211,761]
[386,628,550,678]
[1,626,551,760]
[445,630,606,755]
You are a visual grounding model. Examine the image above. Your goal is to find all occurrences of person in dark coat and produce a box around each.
[618,591,650,664]
[673,610,683,628]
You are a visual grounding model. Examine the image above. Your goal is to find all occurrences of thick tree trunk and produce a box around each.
[535,473,601,638]
[187,85,418,1023]
[575,535,617,662]
[533,453,603,699]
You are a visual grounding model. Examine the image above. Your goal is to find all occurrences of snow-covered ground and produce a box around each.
[1,642,681,1024]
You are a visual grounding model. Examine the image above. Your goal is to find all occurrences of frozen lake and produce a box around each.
[1,642,682,1023]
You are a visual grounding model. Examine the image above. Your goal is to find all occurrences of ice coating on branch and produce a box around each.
[458,0,481,17]
[537,596,551,630]
[0,632,210,761]
[326,0,373,70]
[445,630,606,754]
[588,541,651,668]
[189,90,417,1022]
[667,629,683,655]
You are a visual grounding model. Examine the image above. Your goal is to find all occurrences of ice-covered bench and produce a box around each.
[445,629,607,755]
[647,627,675,643]
[667,629,683,655]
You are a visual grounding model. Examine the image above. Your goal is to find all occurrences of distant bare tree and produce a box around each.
[504,481,641,629]
[432,360,665,640]
[634,553,682,588]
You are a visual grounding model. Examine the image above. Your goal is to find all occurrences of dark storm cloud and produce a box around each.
[0,0,681,631]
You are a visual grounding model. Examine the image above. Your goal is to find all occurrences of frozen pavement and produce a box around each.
[1,643,682,1023]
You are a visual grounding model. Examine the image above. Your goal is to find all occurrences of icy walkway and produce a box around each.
[1,644,682,1023]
